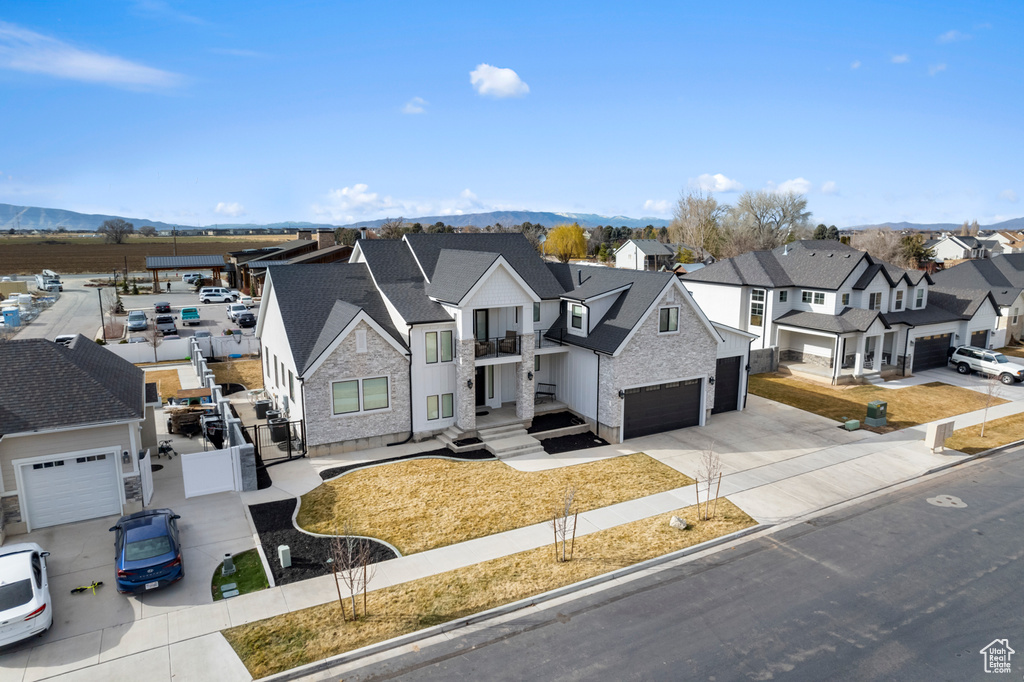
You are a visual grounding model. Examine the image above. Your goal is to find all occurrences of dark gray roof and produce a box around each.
[927,287,998,319]
[555,266,633,300]
[545,265,675,354]
[265,264,407,375]
[625,239,674,256]
[931,257,1024,306]
[0,336,144,435]
[287,244,353,264]
[357,240,452,324]
[424,250,500,304]
[248,240,316,263]
[774,307,885,334]
[146,255,226,269]
[404,233,565,299]
[145,382,159,405]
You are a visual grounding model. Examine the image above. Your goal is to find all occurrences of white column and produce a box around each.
[854,335,866,375]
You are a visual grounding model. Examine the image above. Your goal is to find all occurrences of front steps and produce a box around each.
[478,424,545,459]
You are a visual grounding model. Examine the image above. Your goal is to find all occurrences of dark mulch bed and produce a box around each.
[527,410,586,434]
[253,450,273,490]
[248,498,397,585]
[453,436,482,446]
[541,432,609,455]
[318,447,494,481]
[151,464,164,473]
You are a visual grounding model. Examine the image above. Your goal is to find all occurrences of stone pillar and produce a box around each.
[854,335,866,375]
[516,333,536,420]
[456,339,477,433]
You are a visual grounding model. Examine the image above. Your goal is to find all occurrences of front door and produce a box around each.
[475,366,486,407]
[474,309,489,342]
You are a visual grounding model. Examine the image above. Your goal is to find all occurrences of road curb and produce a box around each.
[257,523,768,682]
[924,438,1024,476]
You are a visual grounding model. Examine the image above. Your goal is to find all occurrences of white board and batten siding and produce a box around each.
[551,348,599,421]
[463,264,534,313]
[683,283,746,331]
[259,291,303,420]
[410,324,459,433]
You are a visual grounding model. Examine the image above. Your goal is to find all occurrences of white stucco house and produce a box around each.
[256,233,754,454]
[680,240,1000,384]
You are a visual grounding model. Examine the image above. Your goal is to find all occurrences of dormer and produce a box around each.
[560,267,632,337]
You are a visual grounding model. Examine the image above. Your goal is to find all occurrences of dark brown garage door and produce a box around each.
[913,333,952,372]
[623,379,702,440]
[712,356,742,414]
[971,330,988,348]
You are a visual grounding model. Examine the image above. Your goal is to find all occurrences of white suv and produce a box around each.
[198,287,238,304]
[949,346,1024,385]
[226,303,248,321]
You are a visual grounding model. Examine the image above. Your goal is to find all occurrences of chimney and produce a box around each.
[316,229,335,249]
[360,227,368,240]
[296,229,313,241]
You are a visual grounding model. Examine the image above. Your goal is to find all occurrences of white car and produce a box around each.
[239,295,256,309]
[0,544,52,646]
[226,303,248,321]
[950,346,1024,385]
[198,287,238,304]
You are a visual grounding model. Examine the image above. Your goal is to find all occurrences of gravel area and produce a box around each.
[527,410,586,434]
[540,432,610,455]
[248,498,397,585]
[318,447,494,481]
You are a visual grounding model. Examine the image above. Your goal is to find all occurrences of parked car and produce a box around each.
[109,509,184,594]
[193,330,212,339]
[0,544,52,646]
[53,334,75,346]
[154,301,172,313]
[240,295,256,308]
[155,315,177,336]
[128,337,147,343]
[949,346,1024,385]
[126,310,148,331]
[236,312,257,328]
[181,272,203,284]
[198,287,238,304]
[180,307,201,326]
[226,303,248,321]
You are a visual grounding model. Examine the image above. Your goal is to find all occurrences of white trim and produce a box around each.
[657,305,680,335]
[0,417,142,440]
[453,257,541,306]
[400,235,432,282]
[330,375,393,417]
[711,321,759,339]
[302,311,409,379]
[616,374,709,444]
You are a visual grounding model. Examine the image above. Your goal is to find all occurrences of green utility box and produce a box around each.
[865,400,887,428]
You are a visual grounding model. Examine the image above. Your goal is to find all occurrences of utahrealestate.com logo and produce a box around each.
[979,639,1014,674]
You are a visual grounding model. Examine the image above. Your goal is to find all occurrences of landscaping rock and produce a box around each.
[669,516,688,530]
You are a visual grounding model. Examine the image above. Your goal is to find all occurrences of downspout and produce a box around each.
[594,351,601,436]
[901,325,912,377]
[388,324,415,447]
[832,334,840,386]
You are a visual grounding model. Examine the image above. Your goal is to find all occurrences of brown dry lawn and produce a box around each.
[210,359,263,389]
[226,500,755,678]
[749,373,1008,433]
[146,369,182,401]
[945,413,1024,455]
[997,346,1024,359]
[298,454,693,555]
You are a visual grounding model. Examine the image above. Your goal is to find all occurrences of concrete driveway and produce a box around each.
[0,430,255,682]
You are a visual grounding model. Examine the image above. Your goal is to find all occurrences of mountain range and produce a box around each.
[846,218,1024,233]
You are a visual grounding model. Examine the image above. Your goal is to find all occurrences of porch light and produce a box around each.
[709,376,716,385]
[467,379,473,389]
[617,389,624,399]
[527,371,534,380]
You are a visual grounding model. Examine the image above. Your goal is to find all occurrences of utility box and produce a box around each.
[844,419,860,431]
[865,400,887,428]
[925,420,955,453]
[278,544,291,569]
[221,552,236,577]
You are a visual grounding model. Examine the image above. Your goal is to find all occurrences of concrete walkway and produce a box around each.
[4,381,1023,681]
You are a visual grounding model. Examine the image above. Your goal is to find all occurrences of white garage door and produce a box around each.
[21,454,122,530]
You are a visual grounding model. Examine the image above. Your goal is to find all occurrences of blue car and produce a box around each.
[109,509,184,594]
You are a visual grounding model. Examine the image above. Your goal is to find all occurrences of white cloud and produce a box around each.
[214,202,245,217]
[312,183,395,222]
[821,181,839,195]
[402,96,427,114]
[891,54,910,64]
[130,0,204,25]
[999,189,1018,203]
[0,21,183,89]
[850,60,861,70]
[937,29,971,43]
[772,177,812,195]
[643,199,670,214]
[693,173,743,193]
[470,63,529,98]
[928,63,947,76]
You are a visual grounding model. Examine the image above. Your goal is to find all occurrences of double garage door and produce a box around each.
[623,379,703,440]
[912,333,952,372]
[21,453,121,530]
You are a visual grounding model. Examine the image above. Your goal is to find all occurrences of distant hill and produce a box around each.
[340,210,670,230]
[846,217,1024,232]
[0,203,184,232]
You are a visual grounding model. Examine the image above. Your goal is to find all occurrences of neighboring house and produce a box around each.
[681,240,999,384]
[925,234,987,263]
[981,230,1024,257]
[257,233,753,454]
[614,239,707,271]
[0,336,158,537]
[931,254,1024,346]
[228,229,343,293]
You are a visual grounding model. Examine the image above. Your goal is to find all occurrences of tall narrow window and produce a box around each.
[426,395,439,420]
[441,393,454,419]
[750,289,765,327]
[571,304,583,329]
[869,292,882,310]
[533,302,541,322]
[534,355,541,371]
[274,355,279,386]
[288,371,295,401]
[474,309,488,341]
[425,332,438,363]
[842,293,850,306]
[915,288,924,308]
[894,290,904,310]
[487,365,494,399]
[440,330,453,362]
[355,329,367,353]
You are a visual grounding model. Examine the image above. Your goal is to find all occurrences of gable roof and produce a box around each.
[775,307,885,334]
[926,286,999,319]
[145,255,225,269]
[356,240,452,324]
[0,336,144,436]
[265,263,407,375]
[626,239,673,256]
[424,250,501,304]
[682,240,869,290]
[931,258,1023,306]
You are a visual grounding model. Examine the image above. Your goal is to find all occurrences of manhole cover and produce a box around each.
[927,494,967,508]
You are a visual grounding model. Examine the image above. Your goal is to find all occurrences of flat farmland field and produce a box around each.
[0,234,289,274]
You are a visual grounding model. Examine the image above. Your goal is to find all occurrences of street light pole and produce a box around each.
[97,288,106,341]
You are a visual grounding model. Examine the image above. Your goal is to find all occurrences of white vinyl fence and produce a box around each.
[103,334,260,363]
[181,446,242,498]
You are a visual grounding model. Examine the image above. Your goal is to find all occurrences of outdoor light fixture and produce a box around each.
[709,376,716,385]
[527,371,534,380]
[467,379,473,389]
[745,364,751,372]
[617,389,625,399]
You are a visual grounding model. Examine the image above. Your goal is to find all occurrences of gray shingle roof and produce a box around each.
[265,263,407,375]
[0,336,144,435]
[626,239,674,256]
[927,287,998,319]
[931,257,1024,306]
[145,255,226,269]
[248,240,316,263]
[774,308,885,334]
[424,250,500,304]
[356,240,452,324]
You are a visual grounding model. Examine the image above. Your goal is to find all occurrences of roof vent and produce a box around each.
[783,244,789,255]
[577,269,583,285]
[845,254,851,257]
[828,253,833,257]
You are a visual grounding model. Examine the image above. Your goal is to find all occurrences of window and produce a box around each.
[842,293,850,306]
[869,292,882,310]
[273,355,279,386]
[281,362,286,388]
[425,332,438,363]
[750,289,765,327]
[659,307,679,333]
[1013,308,1020,324]
[813,292,825,305]
[265,348,270,375]
[487,365,494,399]
[571,304,584,329]
[514,307,519,323]
[332,377,389,415]
[533,302,541,322]
[778,291,788,302]
[801,291,813,303]
[426,395,439,420]
[441,330,453,362]
[802,291,824,305]
[288,371,295,401]
[915,288,925,309]
[441,393,454,419]
[534,355,541,371]
[894,290,904,311]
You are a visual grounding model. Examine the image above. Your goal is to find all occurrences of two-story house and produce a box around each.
[932,254,1024,347]
[681,240,999,384]
[256,233,755,454]
[614,239,708,271]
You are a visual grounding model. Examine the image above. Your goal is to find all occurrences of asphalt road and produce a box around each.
[336,447,1024,682]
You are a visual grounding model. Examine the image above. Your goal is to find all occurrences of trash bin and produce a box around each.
[254,399,272,419]
[269,417,289,443]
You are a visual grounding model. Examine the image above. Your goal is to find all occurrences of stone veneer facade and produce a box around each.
[304,320,411,456]
[595,285,718,443]
[455,339,477,433]
[515,333,536,421]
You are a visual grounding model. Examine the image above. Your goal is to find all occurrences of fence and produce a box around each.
[181,446,242,498]
[748,346,779,375]
[103,333,260,363]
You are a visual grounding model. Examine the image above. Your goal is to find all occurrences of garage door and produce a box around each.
[912,333,953,372]
[623,379,702,439]
[971,330,988,348]
[21,454,121,530]
[712,356,742,414]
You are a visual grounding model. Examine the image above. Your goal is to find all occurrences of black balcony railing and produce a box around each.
[473,334,521,358]
[536,327,567,348]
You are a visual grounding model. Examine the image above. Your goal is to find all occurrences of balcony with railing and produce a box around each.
[535,327,568,349]
[473,332,521,359]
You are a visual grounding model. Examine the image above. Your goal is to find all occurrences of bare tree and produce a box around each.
[379,217,406,240]
[138,225,158,237]
[722,190,811,252]
[978,374,1004,438]
[851,227,909,268]
[669,189,724,259]
[696,442,722,521]
[143,324,163,362]
[97,218,135,244]
[551,484,578,562]
[331,525,377,620]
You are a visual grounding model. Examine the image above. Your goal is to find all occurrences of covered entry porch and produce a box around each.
[777,318,902,385]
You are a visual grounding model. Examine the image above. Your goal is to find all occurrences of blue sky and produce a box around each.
[1,1,1021,227]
